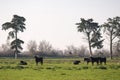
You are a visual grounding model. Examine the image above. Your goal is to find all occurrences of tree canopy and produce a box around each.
[102,16,120,59]
[76,18,103,56]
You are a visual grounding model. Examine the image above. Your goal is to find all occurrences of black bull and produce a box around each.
[84,57,106,65]
[34,55,43,65]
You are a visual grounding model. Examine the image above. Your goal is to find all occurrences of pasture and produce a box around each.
[0,58,120,80]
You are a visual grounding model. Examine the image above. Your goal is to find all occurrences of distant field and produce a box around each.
[0,58,120,80]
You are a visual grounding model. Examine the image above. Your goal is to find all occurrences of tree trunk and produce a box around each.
[110,33,113,59]
[15,51,17,59]
[87,33,92,56]
[15,31,18,59]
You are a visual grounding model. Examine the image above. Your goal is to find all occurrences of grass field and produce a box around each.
[0,58,120,80]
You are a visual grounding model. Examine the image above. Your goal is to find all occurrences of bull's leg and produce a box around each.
[97,61,99,65]
[100,61,102,65]
[41,60,43,65]
[104,61,106,65]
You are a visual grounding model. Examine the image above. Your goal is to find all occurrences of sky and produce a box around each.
[0,0,120,50]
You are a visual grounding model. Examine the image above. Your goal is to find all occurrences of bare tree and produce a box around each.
[65,45,87,57]
[79,45,87,57]
[27,40,37,55]
[66,45,78,56]
[38,40,52,54]
[0,41,14,57]
[1,42,11,52]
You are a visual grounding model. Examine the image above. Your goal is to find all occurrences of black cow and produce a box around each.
[84,57,91,65]
[84,57,107,65]
[90,57,99,65]
[99,57,106,65]
[19,60,27,65]
[73,60,81,65]
[34,55,43,65]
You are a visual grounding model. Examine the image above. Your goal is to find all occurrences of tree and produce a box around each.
[27,40,37,55]
[66,45,78,56]
[38,40,52,54]
[0,41,14,57]
[112,41,120,57]
[2,15,26,59]
[76,18,103,56]
[102,16,120,59]
[79,45,87,57]
[1,41,11,52]
[116,40,120,52]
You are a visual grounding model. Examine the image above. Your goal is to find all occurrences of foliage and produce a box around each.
[11,39,24,52]
[91,28,104,49]
[2,15,26,59]
[102,16,120,59]
[76,18,103,55]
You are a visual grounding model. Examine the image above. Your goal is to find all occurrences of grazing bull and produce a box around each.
[90,57,99,65]
[84,57,107,65]
[19,60,27,65]
[99,57,106,65]
[73,60,81,65]
[34,55,43,65]
[84,57,91,65]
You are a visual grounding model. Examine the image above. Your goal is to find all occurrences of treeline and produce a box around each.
[0,40,120,58]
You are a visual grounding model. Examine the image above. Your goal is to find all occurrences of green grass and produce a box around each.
[0,58,120,80]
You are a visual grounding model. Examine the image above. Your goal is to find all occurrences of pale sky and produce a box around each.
[0,0,120,50]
